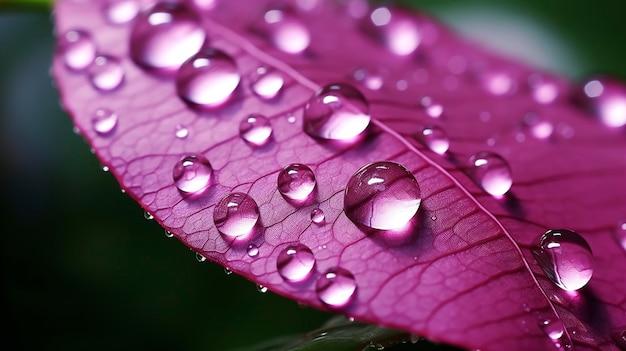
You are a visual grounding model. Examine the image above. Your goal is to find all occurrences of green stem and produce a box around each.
[1,0,52,11]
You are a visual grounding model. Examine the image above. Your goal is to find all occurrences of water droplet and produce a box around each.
[172,154,213,194]
[522,303,531,312]
[523,113,554,140]
[344,161,421,231]
[311,208,325,224]
[532,229,594,291]
[353,68,383,91]
[303,83,370,141]
[195,252,206,262]
[164,229,174,238]
[257,284,268,293]
[175,124,189,139]
[419,96,443,118]
[176,48,240,108]
[277,244,316,283]
[250,67,284,100]
[247,244,259,257]
[189,0,217,11]
[610,328,626,349]
[92,108,118,135]
[239,114,273,146]
[430,215,437,221]
[213,192,260,238]
[287,114,297,123]
[277,163,316,202]
[59,29,96,71]
[469,151,513,197]
[481,70,516,96]
[581,77,626,127]
[529,74,559,104]
[418,125,449,155]
[614,221,626,252]
[103,0,139,24]
[539,318,571,349]
[101,165,110,172]
[316,267,357,308]
[368,6,420,56]
[88,55,124,91]
[224,267,232,275]
[144,210,153,220]
[263,8,310,54]
[130,2,205,74]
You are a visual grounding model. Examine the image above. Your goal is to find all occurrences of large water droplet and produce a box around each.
[92,108,118,135]
[103,0,140,24]
[263,8,310,54]
[418,125,449,155]
[239,114,272,146]
[303,83,370,141]
[316,267,357,308]
[614,221,626,252]
[310,208,325,224]
[581,77,626,128]
[532,229,594,291]
[59,29,96,71]
[277,244,316,283]
[172,154,213,194]
[368,6,420,56]
[88,55,125,91]
[469,151,513,197]
[277,163,316,202]
[344,161,421,231]
[250,67,284,100]
[213,192,259,238]
[538,318,572,350]
[130,2,205,74]
[176,48,240,108]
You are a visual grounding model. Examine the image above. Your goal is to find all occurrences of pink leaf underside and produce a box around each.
[53,0,626,350]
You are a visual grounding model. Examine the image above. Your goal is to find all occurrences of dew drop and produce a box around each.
[368,6,420,56]
[172,154,213,194]
[303,83,370,141]
[469,151,513,197]
[59,29,96,71]
[247,244,259,257]
[581,77,626,128]
[344,161,421,231]
[481,70,516,96]
[263,8,310,54]
[239,114,273,146]
[257,284,268,293]
[610,328,626,349]
[144,210,153,220]
[130,2,205,74]
[213,192,260,238]
[316,267,357,308]
[92,108,118,135]
[532,229,594,291]
[418,125,449,155]
[103,0,140,24]
[523,113,554,140]
[101,165,110,172]
[419,96,443,118]
[614,221,626,252]
[174,124,189,139]
[310,208,325,224]
[164,229,174,238]
[538,318,571,350]
[529,75,559,104]
[277,244,316,283]
[88,55,124,91]
[189,0,217,11]
[277,163,316,202]
[224,267,232,275]
[176,48,240,108]
[195,252,206,262]
[250,67,284,100]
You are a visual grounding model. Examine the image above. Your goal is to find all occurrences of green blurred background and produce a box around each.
[1,0,625,350]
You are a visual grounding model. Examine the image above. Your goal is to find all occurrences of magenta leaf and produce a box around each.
[52,1,626,350]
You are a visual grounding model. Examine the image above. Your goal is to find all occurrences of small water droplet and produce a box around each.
[164,229,174,238]
[103,0,139,24]
[303,83,370,141]
[250,67,284,100]
[287,114,297,123]
[481,70,516,96]
[189,0,217,11]
[523,113,554,140]
[144,210,153,220]
[522,303,531,312]
[263,8,310,54]
[529,74,559,104]
[172,154,213,194]
[247,244,259,257]
[469,151,512,197]
[418,125,449,154]
[532,229,594,291]
[311,208,325,224]
[539,318,571,349]
[344,161,421,231]
[368,6,420,56]
[277,244,316,283]
[581,77,626,128]
[257,284,268,293]
[239,114,273,146]
[175,124,189,139]
[352,68,383,91]
[430,215,437,221]
[88,55,124,91]
[224,267,232,275]
[610,328,626,349]
[213,192,260,238]
[101,165,110,172]
[277,163,316,202]
[316,267,357,308]
[59,29,96,71]
[195,252,206,262]
[92,108,118,135]
[614,221,626,252]
[419,96,443,118]
[130,2,206,74]
[176,48,240,108]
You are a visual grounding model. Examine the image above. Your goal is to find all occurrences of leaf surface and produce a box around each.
[52,0,626,350]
